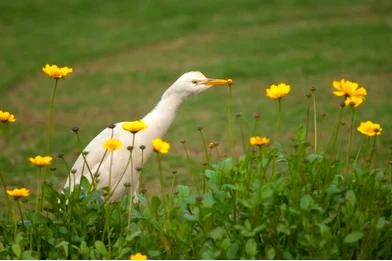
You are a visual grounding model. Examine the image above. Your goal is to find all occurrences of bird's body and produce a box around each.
[64,71,231,201]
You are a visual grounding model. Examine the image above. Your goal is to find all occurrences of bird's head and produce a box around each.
[165,71,232,99]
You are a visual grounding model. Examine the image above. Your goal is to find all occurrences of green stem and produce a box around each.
[353,137,363,169]
[139,147,145,190]
[107,150,132,202]
[345,107,356,172]
[16,200,25,227]
[329,106,344,155]
[94,150,108,181]
[75,132,95,188]
[237,116,246,154]
[130,134,135,198]
[108,152,114,194]
[182,142,200,194]
[312,94,318,153]
[305,96,311,143]
[226,85,235,158]
[259,146,265,180]
[171,172,177,193]
[40,167,49,212]
[60,157,72,189]
[156,153,165,200]
[198,129,210,165]
[368,136,378,169]
[277,99,282,139]
[47,79,59,154]
[35,167,42,211]
[127,134,135,231]
[0,171,13,219]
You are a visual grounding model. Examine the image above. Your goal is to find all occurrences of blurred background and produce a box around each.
[1,0,391,193]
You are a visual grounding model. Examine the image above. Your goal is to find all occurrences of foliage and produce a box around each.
[0,136,391,259]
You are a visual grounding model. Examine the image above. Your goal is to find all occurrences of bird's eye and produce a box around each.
[192,80,197,84]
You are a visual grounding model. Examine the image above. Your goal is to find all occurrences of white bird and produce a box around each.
[64,71,231,201]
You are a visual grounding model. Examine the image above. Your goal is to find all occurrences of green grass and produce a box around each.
[1,0,391,190]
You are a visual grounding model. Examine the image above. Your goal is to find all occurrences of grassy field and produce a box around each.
[1,0,391,192]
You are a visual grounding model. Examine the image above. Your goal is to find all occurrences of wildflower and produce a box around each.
[122,120,148,134]
[6,188,30,199]
[102,138,122,151]
[249,136,270,146]
[129,253,148,260]
[332,79,367,107]
[42,64,73,79]
[152,138,170,154]
[29,155,53,167]
[266,83,291,100]
[0,110,16,123]
[357,121,382,136]
[344,96,364,108]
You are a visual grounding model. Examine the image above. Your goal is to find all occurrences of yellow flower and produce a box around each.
[249,136,270,146]
[28,155,53,167]
[122,120,148,134]
[6,188,30,199]
[266,83,291,100]
[0,110,16,123]
[103,138,122,151]
[332,79,367,107]
[42,64,73,79]
[129,253,148,260]
[152,138,170,154]
[357,121,382,137]
[344,96,364,108]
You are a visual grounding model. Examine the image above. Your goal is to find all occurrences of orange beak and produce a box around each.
[203,78,233,86]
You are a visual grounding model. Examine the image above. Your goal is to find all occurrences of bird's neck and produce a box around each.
[142,91,187,137]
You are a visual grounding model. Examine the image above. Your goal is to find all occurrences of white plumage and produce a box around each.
[64,71,230,201]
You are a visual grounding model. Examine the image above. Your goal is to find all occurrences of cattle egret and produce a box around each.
[64,71,232,201]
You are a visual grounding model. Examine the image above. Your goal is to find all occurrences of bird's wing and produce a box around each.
[65,122,145,190]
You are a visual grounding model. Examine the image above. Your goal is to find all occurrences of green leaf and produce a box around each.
[344,231,364,243]
[11,244,21,258]
[306,153,323,163]
[210,227,225,240]
[126,231,141,242]
[147,250,161,258]
[151,196,161,213]
[21,250,34,260]
[283,250,293,259]
[204,169,217,180]
[277,223,290,235]
[80,176,91,191]
[300,194,314,210]
[266,246,276,260]
[176,185,190,197]
[245,238,257,257]
[94,240,107,257]
[55,241,69,258]
[317,223,330,237]
[345,190,356,207]
[376,217,386,230]
[80,241,89,257]
[202,193,215,208]
[227,242,239,259]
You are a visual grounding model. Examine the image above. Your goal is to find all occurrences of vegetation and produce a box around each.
[1,0,391,259]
